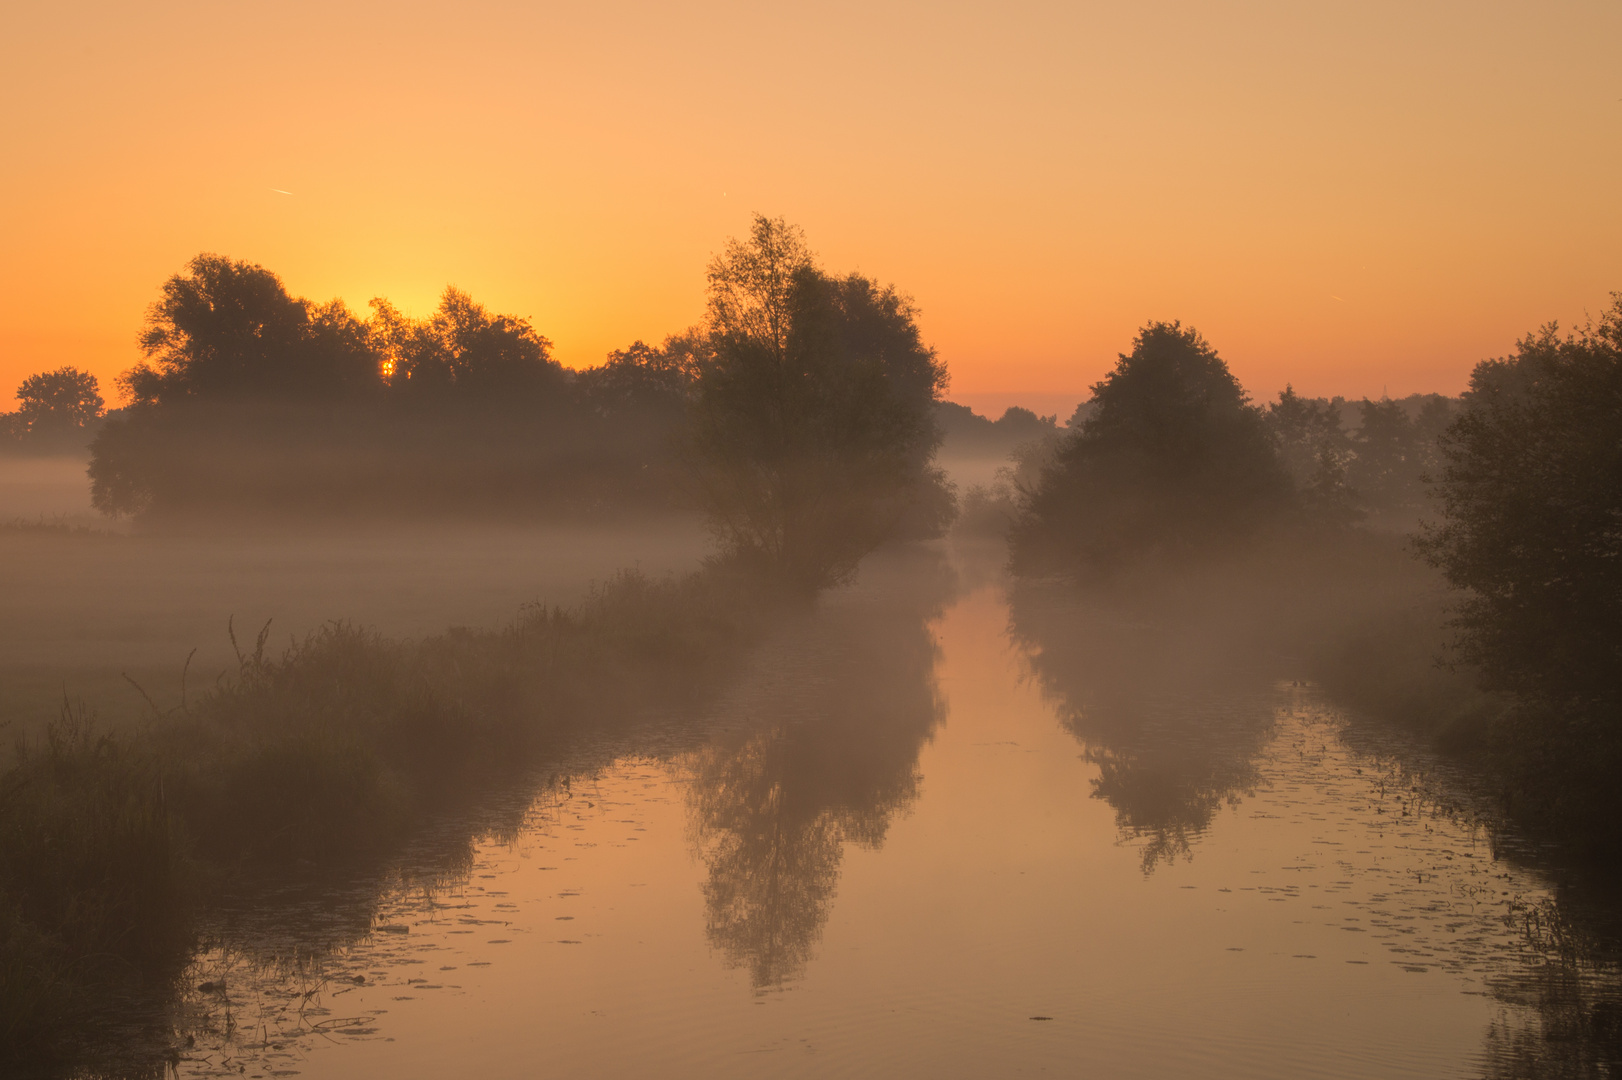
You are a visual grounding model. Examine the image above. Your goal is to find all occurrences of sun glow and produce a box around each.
[2,1,1618,408]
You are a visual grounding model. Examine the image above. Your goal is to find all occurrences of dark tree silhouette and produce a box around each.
[89,258,589,517]
[121,254,380,405]
[369,288,564,403]
[574,334,698,418]
[1416,297,1622,712]
[15,368,104,431]
[87,237,946,529]
[691,215,951,588]
[1010,321,1291,575]
[4,367,105,451]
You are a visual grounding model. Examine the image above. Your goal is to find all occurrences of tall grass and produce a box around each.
[0,565,764,1069]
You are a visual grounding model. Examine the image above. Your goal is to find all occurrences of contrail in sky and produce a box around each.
[270,188,293,195]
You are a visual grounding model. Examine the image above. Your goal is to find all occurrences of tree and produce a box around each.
[1264,385,1358,524]
[691,216,950,589]
[1010,322,1291,575]
[1416,297,1622,710]
[121,254,381,405]
[370,288,563,403]
[573,334,698,418]
[14,368,104,437]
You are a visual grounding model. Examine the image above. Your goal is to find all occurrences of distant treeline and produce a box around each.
[78,257,697,518]
[7,217,954,587]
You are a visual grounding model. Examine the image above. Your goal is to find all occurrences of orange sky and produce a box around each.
[3,0,1618,415]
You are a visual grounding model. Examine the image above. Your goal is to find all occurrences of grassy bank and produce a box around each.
[0,565,768,1071]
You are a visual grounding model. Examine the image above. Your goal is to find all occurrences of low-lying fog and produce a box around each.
[1,455,709,744]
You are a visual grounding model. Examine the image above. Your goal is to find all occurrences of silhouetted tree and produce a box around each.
[15,368,104,433]
[89,256,608,517]
[120,254,380,405]
[1416,297,1622,712]
[1010,322,1291,575]
[3,367,105,452]
[574,334,698,418]
[369,288,563,403]
[692,216,950,588]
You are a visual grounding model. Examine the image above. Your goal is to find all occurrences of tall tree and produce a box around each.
[1010,322,1291,574]
[691,216,950,589]
[1416,297,1622,710]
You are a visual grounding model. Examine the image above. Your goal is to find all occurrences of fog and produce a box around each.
[1,454,709,748]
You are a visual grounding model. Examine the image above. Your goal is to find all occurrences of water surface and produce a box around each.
[159,559,1613,1079]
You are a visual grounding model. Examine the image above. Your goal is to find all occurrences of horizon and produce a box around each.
[5,1,1619,413]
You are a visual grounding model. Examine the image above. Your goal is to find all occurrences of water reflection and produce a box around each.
[684,557,951,988]
[35,551,1622,1079]
[1008,581,1279,870]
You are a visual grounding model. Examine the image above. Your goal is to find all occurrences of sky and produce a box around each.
[3,0,1619,416]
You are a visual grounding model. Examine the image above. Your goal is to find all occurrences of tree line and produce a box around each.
[1006,307,1622,846]
[0,217,948,589]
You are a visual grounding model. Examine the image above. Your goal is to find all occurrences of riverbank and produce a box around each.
[0,564,771,1072]
[1004,523,1622,857]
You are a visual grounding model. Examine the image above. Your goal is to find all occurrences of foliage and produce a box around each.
[1009,321,1291,574]
[691,215,950,588]
[369,288,564,402]
[1264,385,1359,524]
[1416,296,1622,712]
[0,368,105,453]
[15,368,104,433]
[88,256,677,518]
[574,333,700,418]
[121,255,380,406]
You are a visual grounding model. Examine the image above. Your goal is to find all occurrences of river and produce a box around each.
[135,548,1617,1079]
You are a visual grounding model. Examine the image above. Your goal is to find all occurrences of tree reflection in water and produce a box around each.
[1009,572,1622,1075]
[684,554,952,988]
[1008,579,1281,871]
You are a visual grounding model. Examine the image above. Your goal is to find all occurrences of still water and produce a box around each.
[158,553,1611,1079]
